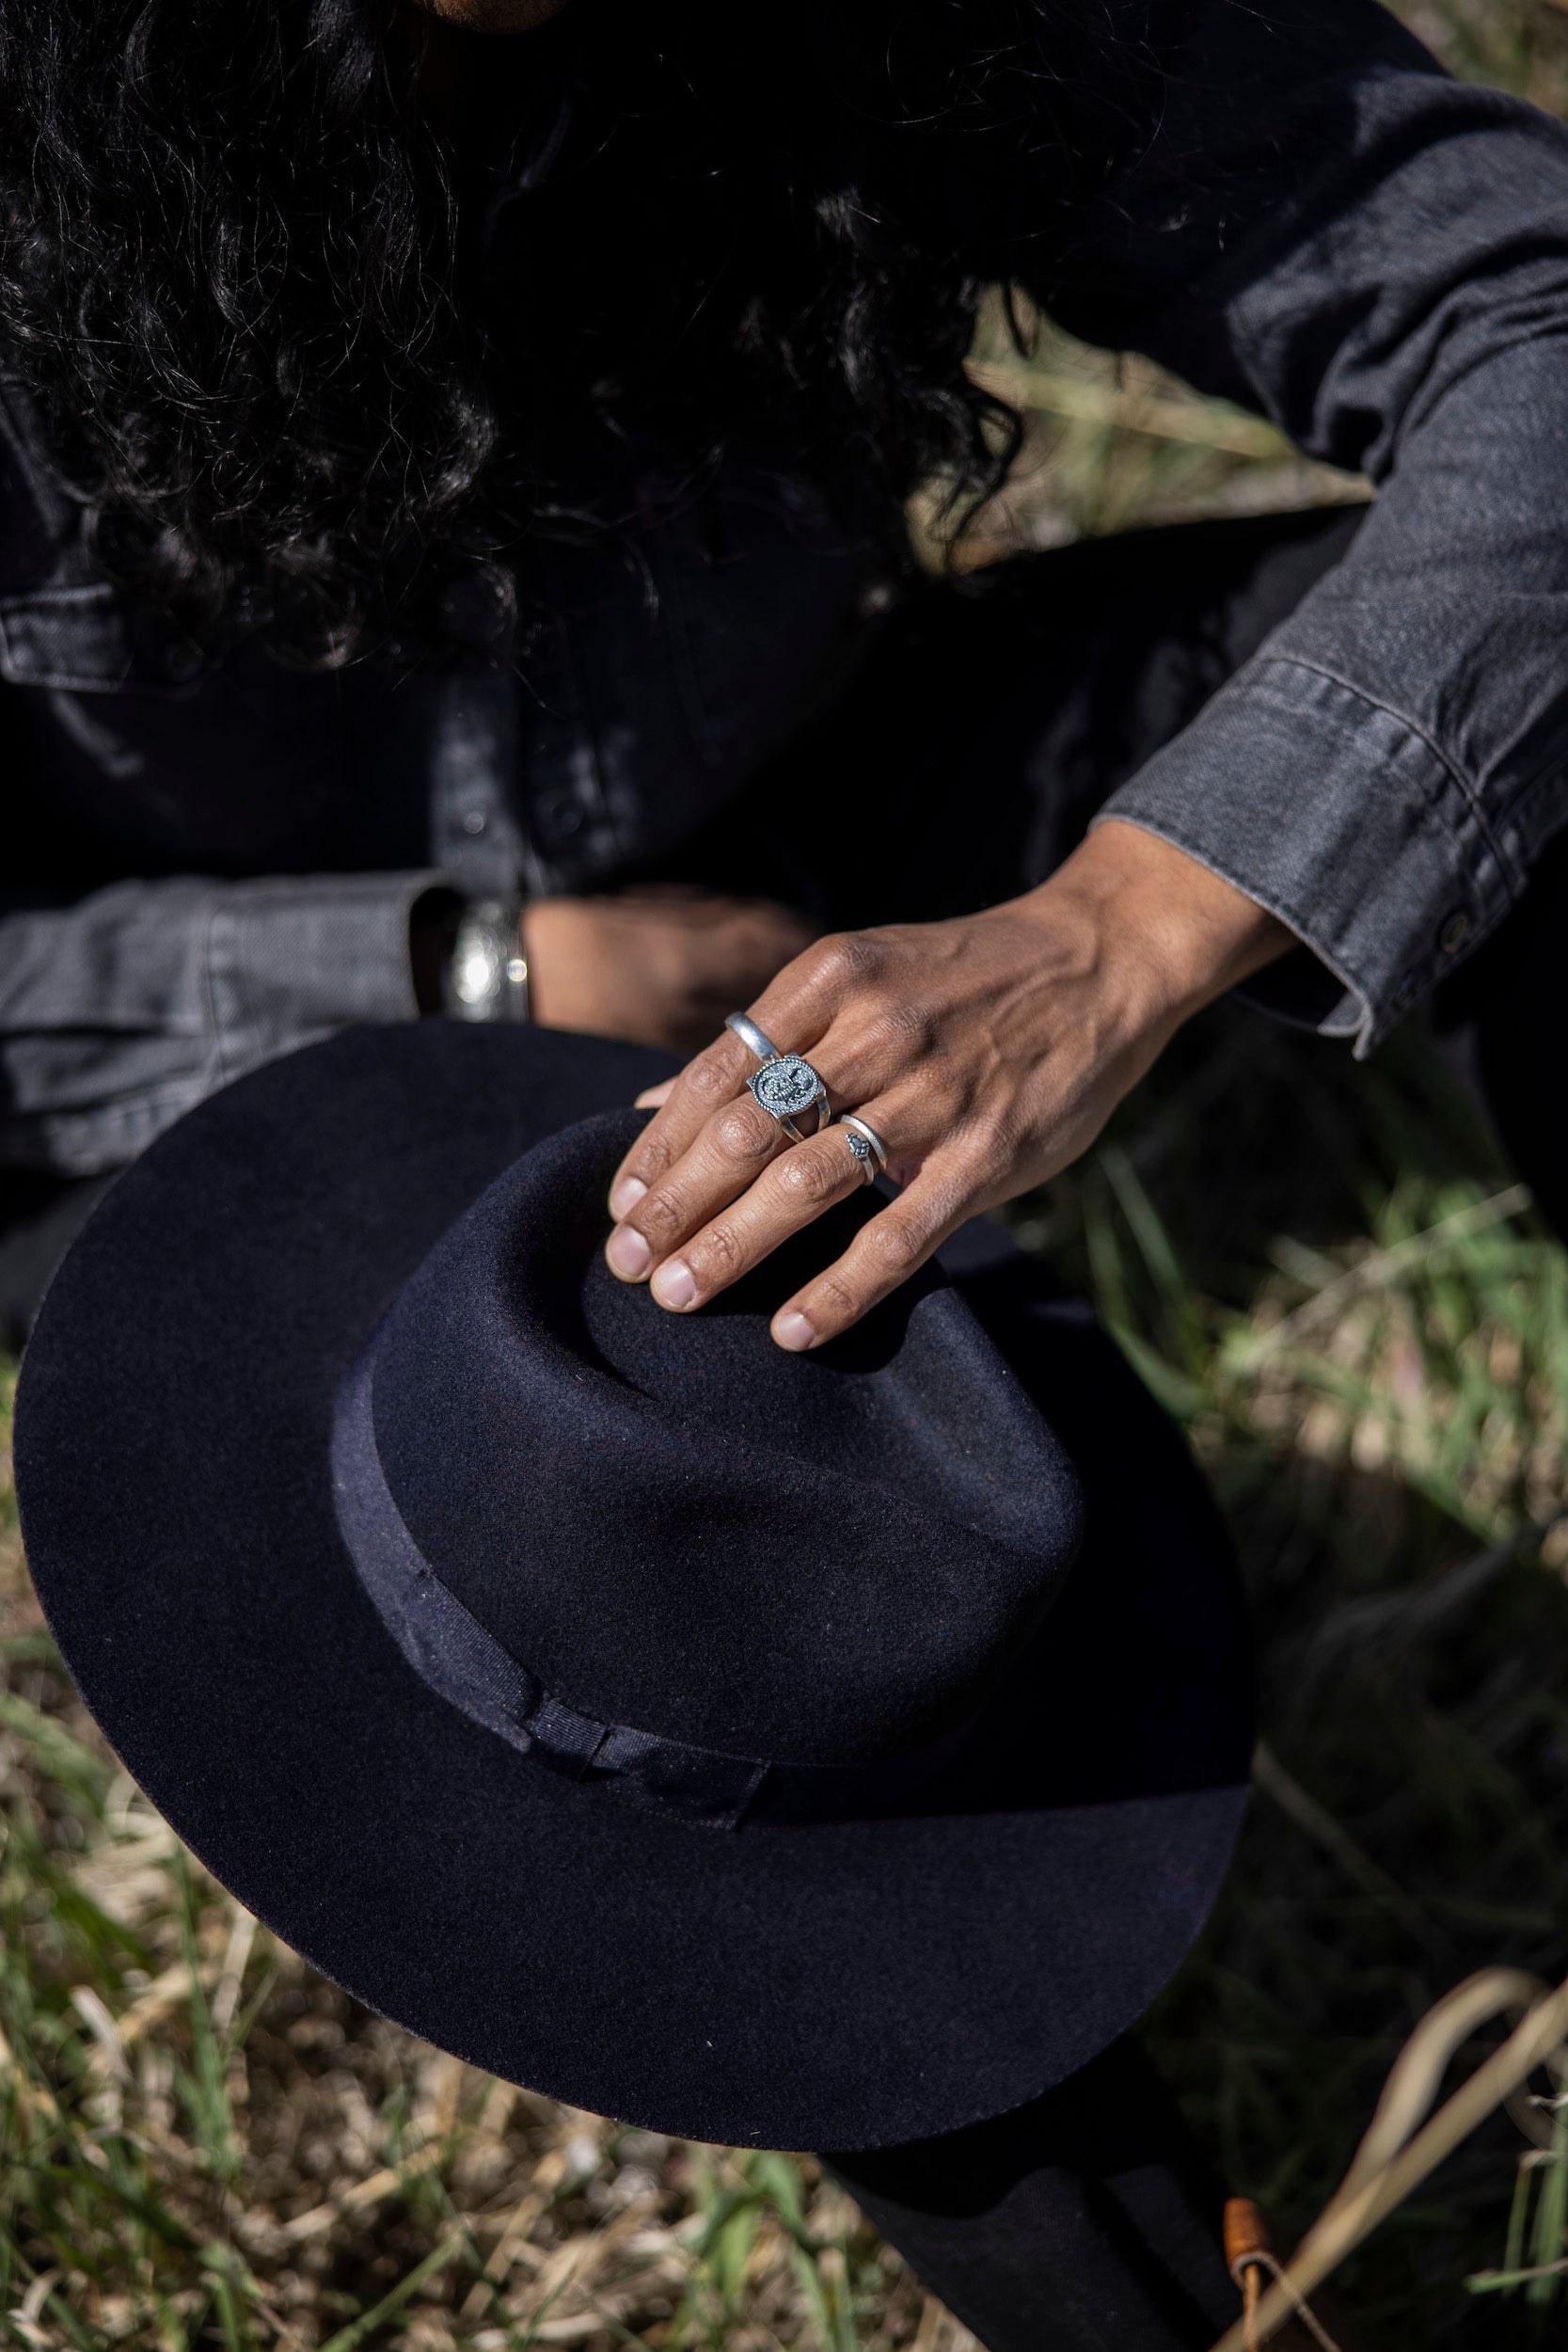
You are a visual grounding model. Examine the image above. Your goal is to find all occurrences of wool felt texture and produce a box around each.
[364,1109,1084,1770]
[332,1337,993,1830]
[16,1022,1252,2151]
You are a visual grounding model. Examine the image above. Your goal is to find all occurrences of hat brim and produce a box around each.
[16,1023,1250,2152]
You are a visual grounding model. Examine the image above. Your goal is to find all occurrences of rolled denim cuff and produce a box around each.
[203,872,446,1085]
[1092,657,1522,1057]
[0,871,451,1178]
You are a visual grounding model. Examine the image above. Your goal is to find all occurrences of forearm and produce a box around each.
[1045,5,1568,1048]
[1097,323,1568,1053]
[0,871,444,1173]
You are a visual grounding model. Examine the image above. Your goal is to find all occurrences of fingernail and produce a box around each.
[773,1311,816,1352]
[652,1258,698,1311]
[610,1175,647,1219]
[606,1224,652,1279]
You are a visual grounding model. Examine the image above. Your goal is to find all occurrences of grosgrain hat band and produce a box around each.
[332,1341,977,1832]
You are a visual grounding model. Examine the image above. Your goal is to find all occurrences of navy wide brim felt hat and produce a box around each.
[15,1023,1252,2153]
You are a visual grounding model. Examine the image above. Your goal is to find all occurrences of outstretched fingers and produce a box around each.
[608,1026,761,1223]
[604,1073,789,1282]
[639,1120,875,1315]
[607,935,872,1220]
[603,932,977,1336]
[769,1169,964,1351]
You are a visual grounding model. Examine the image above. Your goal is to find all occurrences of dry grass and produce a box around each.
[6,1014,1568,2351]
[1040,1012,1568,2346]
[915,0,1568,570]
[0,1416,958,2352]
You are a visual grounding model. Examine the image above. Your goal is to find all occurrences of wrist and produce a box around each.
[1026,820,1293,1031]
[520,898,575,1029]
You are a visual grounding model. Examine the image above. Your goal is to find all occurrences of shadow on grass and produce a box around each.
[1008,1003,1568,2347]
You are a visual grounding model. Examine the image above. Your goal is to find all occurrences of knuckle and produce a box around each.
[810,1268,864,1325]
[851,1001,902,1065]
[899,1003,942,1059]
[858,993,933,1065]
[714,1100,775,1165]
[625,1134,678,1186]
[773,1143,846,1209]
[685,1050,741,1108]
[692,1219,746,1280]
[636,1186,689,1248]
[812,930,881,993]
[864,1214,925,1278]
[961,1105,1020,1178]
[806,936,851,991]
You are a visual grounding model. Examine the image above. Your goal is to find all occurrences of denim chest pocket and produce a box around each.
[0,581,203,696]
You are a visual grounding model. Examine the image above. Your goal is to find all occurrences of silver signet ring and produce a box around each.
[747,1053,832,1145]
[725,1009,782,1065]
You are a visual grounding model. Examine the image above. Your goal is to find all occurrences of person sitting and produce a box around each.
[1,0,1564,1358]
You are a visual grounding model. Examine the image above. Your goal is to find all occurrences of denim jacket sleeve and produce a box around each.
[0,873,441,1175]
[1044,0,1568,1051]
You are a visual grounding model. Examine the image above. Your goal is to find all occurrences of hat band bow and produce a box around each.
[331,1343,977,1833]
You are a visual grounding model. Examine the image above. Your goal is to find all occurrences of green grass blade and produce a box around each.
[315,2233,466,2352]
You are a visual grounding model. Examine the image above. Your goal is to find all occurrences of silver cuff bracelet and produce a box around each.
[447,898,531,1024]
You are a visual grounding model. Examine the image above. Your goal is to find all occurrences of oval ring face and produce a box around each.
[749,1054,823,1121]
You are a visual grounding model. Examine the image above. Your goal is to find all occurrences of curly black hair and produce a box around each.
[0,0,1155,666]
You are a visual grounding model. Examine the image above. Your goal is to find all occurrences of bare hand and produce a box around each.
[600,822,1292,1348]
[524,886,817,1055]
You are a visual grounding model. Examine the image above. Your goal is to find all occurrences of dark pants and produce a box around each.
[827,2035,1240,2351]
[5,507,1564,2345]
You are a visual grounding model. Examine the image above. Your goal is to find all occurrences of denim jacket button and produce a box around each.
[537,791,587,842]
[441,569,513,648]
[1437,909,1472,956]
[162,641,203,684]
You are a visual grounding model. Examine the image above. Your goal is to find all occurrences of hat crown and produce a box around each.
[365,1111,1084,1770]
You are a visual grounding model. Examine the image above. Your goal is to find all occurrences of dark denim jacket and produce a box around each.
[7,0,1568,1172]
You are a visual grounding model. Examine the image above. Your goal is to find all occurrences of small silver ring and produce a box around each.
[839,1114,889,1184]
[725,1009,782,1066]
[747,1052,832,1145]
